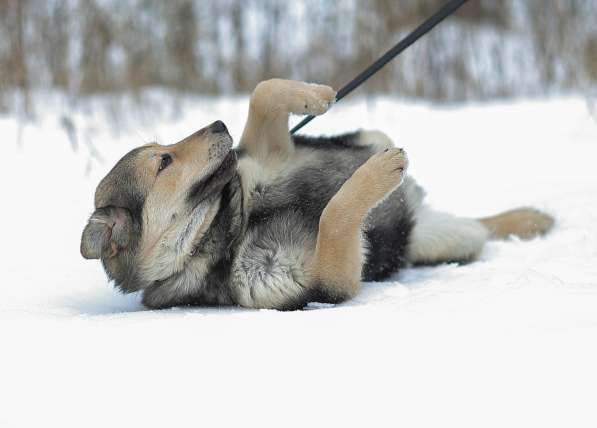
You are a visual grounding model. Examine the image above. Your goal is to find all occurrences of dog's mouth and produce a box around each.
[186,150,237,204]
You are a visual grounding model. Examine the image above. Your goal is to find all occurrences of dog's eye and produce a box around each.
[158,154,172,174]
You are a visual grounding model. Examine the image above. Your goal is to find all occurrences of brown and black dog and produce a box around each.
[81,79,554,310]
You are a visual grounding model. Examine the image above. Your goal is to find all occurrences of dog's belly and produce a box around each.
[229,136,419,308]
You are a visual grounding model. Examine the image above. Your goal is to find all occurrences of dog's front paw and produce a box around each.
[330,148,408,218]
[353,148,408,204]
[291,83,336,116]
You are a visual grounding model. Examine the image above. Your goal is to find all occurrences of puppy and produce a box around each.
[81,79,554,310]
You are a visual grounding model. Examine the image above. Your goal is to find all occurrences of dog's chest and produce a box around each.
[228,223,315,309]
[225,147,369,309]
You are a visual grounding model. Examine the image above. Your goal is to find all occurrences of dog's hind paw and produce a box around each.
[479,207,555,240]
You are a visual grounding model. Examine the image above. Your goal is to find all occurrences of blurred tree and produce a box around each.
[164,0,201,90]
[79,1,114,93]
[0,0,30,112]
[230,1,248,91]
[119,1,164,92]
[38,0,71,90]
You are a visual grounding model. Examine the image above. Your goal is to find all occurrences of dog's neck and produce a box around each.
[191,170,245,257]
[190,171,246,302]
[141,171,245,308]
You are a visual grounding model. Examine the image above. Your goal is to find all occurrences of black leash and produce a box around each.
[290,0,469,135]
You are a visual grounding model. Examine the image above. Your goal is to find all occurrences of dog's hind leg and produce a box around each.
[407,206,554,265]
[478,207,554,240]
[239,79,336,163]
[407,207,490,265]
[309,147,408,303]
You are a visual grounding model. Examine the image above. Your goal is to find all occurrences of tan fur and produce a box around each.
[240,78,336,165]
[309,148,408,300]
[136,130,227,255]
[479,207,555,240]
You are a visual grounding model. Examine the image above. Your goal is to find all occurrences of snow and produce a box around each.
[1,94,597,427]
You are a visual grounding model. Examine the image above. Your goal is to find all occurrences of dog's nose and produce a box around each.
[210,120,228,134]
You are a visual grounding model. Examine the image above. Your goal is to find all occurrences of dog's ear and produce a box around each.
[81,206,133,260]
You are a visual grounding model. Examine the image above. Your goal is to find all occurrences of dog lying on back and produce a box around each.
[81,79,554,310]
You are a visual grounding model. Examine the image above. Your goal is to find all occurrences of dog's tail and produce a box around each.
[478,207,554,240]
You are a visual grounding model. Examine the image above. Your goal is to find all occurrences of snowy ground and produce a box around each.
[1,94,597,427]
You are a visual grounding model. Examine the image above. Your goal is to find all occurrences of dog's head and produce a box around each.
[81,120,238,293]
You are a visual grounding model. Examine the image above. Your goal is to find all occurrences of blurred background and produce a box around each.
[3,6,597,413]
[1,0,596,120]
